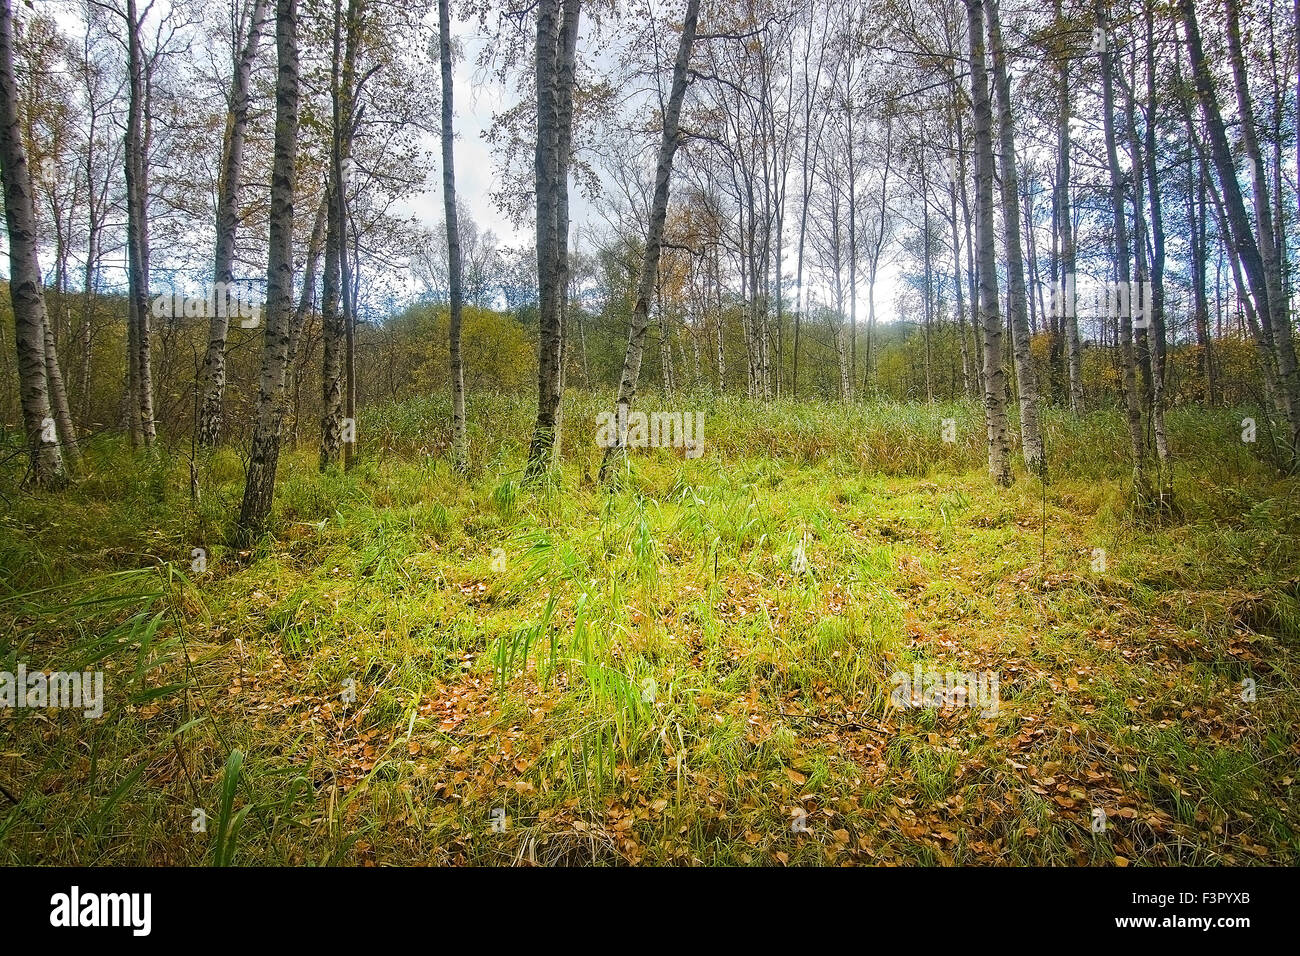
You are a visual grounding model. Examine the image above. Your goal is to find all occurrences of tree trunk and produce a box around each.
[0,0,63,485]
[288,193,327,369]
[946,106,971,399]
[319,165,344,470]
[197,0,269,448]
[1222,0,1300,452]
[1055,0,1082,411]
[598,0,699,484]
[1141,1,1171,493]
[793,10,830,399]
[953,93,982,398]
[340,7,360,474]
[1181,0,1300,451]
[320,0,359,471]
[965,0,1011,485]
[1097,0,1148,494]
[124,0,155,449]
[236,0,299,543]
[987,0,1044,474]
[846,97,857,396]
[287,197,326,442]
[919,158,934,404]
[525,0,579,480]
[438,0,467,473]
[1190,155,1214,404]
[549,0,580,465]
[43,312,79,469]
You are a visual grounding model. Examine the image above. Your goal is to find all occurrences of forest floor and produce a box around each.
[2,394,1298,865]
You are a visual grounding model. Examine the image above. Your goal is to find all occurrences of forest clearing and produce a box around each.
[3,394,1297,866]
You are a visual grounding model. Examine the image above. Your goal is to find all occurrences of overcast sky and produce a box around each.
[404,12,906,323]
[400,21,525,246]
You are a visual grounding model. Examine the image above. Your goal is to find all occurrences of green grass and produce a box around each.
[0,392,1296,865]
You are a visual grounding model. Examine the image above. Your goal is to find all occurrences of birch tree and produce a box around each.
[196,0,269,448]
[964,0,1010,485]
[320,0,360,471]
[525,0,581,479]
[1180,0,1300,455]
[123,0,156,448]
[237,0,299,542]
[599,0,700,484]
[0,0,65,485]
[986,0,1043,473]
[1095,0,1148,494]
[1051,0,1082,411]
[438,0,467,473]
